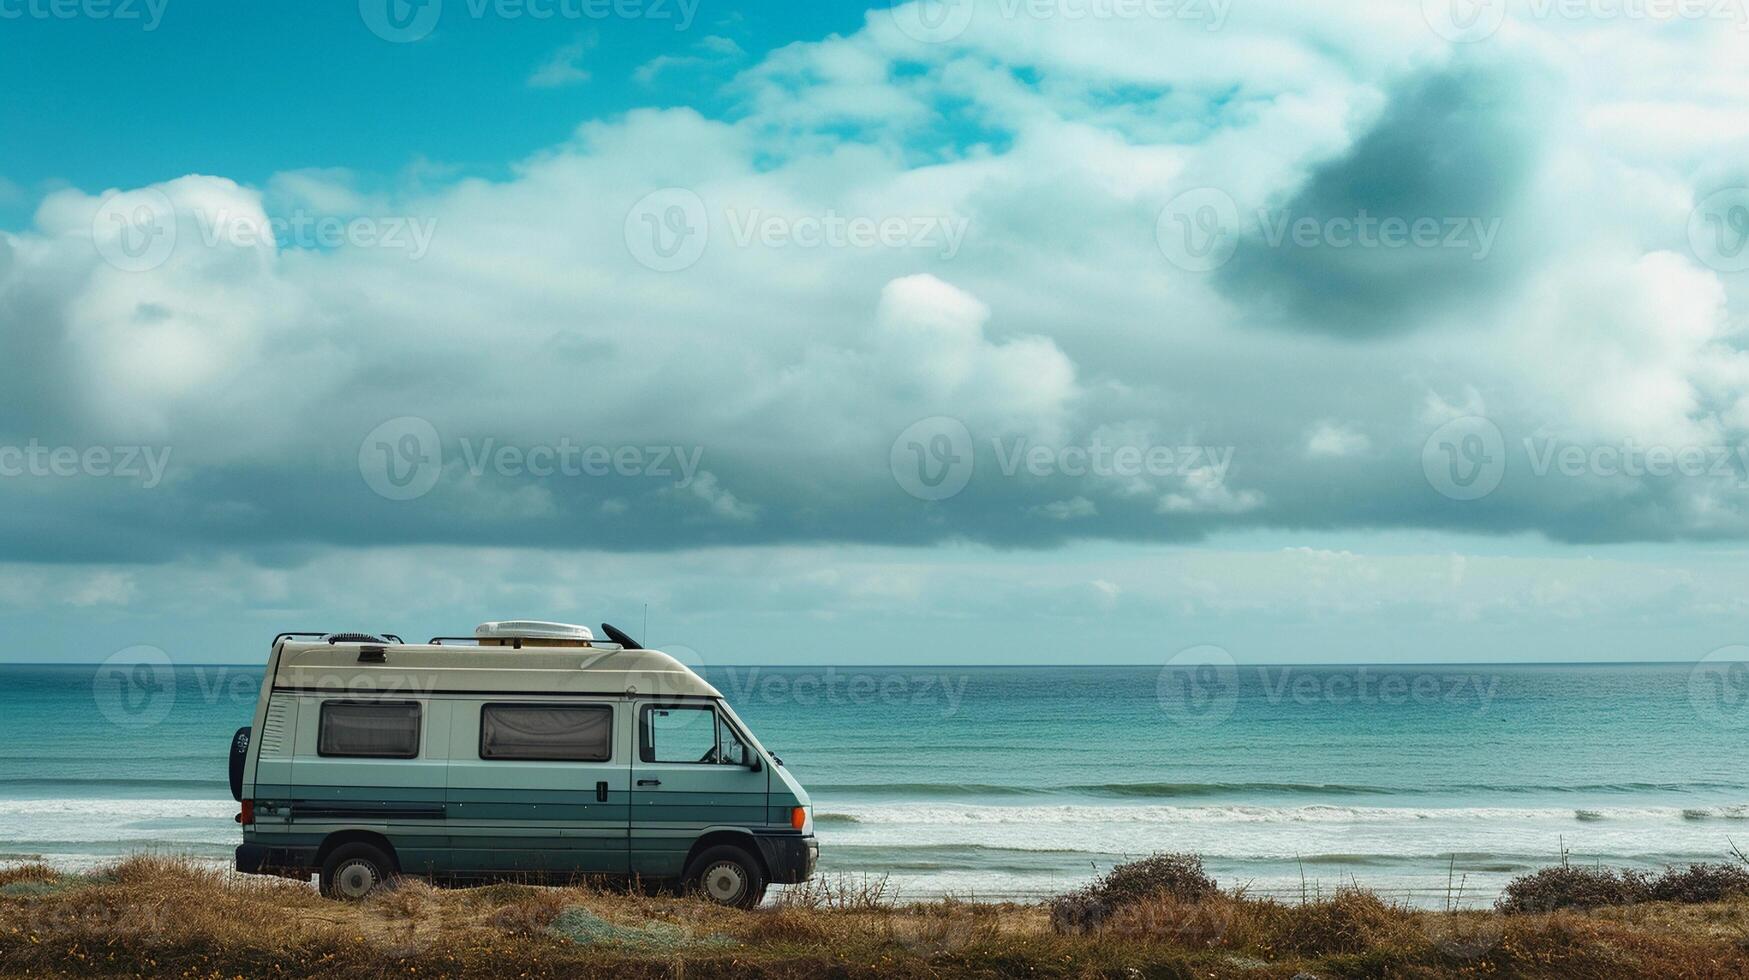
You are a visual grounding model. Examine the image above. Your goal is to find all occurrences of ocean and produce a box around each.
[3,662,1746,907]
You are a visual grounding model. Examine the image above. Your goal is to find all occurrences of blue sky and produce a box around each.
[3,1,1749,664]
[0,1,867,227]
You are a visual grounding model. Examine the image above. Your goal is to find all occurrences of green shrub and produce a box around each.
[1646,863,1749,904]
[1050,854,1218,934]
[1496,865,1651,914]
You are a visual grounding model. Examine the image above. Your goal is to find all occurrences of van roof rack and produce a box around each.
[274,631,405,645]
[428,636,629,650]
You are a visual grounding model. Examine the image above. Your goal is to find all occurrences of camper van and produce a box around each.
[230,622,816,907]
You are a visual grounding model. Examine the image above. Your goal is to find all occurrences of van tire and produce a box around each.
[320,843,394,901]
[684,845,767,909]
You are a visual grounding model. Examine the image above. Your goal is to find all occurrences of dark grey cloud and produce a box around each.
[1216,57,1551,337]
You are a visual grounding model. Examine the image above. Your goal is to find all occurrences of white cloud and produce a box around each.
[529,37,593,88]
[1305,422,1371,459]
[634,35,745,85]
[1034,497,1098,520]
[1,0,1747,571]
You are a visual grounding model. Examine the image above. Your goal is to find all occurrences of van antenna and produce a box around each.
[643,603,648,640]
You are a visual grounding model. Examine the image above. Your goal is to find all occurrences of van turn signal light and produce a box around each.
[790,806,807,830]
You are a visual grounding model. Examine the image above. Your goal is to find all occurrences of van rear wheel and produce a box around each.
[320,843,394,901]
[685,845,767,909]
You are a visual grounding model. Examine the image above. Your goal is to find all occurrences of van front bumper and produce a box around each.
[754,834,818,884]
[236,843,316,878]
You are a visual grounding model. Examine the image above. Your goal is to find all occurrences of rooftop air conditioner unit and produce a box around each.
[474,621,596,648]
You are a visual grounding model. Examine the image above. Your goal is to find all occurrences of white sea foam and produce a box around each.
[820,802,1749,826]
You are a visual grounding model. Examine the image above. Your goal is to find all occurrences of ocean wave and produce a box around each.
[811,780,1749,800]
[0,799,237,819]
[819,802,1749,826]
[0,777,229,793]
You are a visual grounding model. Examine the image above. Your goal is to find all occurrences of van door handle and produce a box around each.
[637,779,661,787]
[596,781,608,802]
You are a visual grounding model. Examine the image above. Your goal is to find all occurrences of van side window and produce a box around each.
[640,705,750,765]
[480,704,612,762]
[318,701,421,759]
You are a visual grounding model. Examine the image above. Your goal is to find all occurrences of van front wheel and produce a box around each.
[320,843,394,901]
[685,845,767,909]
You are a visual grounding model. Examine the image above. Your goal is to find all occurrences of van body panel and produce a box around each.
[443,697,630,875]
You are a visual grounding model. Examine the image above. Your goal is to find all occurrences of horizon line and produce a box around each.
[0,660,1723,669]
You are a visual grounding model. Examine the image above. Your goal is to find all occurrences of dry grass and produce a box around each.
[0,865,58,889]
[3,855,1749,978]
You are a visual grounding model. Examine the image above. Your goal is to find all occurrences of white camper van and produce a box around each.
[230,622,815,907]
